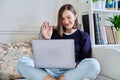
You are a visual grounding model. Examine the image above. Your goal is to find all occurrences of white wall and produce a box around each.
[0,0,81,42]
[0,0,59,30]
[0,0,81,30]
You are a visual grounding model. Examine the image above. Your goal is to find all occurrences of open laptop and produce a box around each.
[32,39,75,68]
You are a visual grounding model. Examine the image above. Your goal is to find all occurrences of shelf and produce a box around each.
[92,45,120,55]
[81,0,120,79]
[80,0,120,46]
[93,9,120,13]
[92,44,120,47]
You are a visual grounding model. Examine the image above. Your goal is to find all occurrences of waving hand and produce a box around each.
[41,21,53,39]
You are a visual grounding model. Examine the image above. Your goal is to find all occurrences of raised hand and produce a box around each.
[41,21,53,39]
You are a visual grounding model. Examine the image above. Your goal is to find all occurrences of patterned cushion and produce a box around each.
[0,42,33,80]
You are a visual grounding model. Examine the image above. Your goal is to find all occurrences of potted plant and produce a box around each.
[107,15,120,31]
[106,15,120,44]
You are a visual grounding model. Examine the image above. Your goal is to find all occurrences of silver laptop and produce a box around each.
[32,39,75,68]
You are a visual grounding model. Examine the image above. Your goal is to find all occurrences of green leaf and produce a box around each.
[92,0,100,2]
[107,0,113,4]
[106,15,120,31]
[93,0,97,2]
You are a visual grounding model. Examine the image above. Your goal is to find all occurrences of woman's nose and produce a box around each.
[64,19,69,24]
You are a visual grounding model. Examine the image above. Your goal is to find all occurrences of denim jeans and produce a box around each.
[16,57,100,80]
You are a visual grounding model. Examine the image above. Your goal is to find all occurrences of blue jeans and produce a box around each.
[16,57,100,80]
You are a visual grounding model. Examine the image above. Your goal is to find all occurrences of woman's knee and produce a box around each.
[82,58,100,73]
[16,57,34,69]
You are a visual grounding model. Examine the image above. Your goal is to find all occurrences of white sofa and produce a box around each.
[92,46,120,80]
[0,41,115,80]
[0,28,116,80]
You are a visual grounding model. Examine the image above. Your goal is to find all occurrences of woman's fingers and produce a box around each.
[42,21,50,29]
[42,21,52,31]
[41,24,46,31]
[41,21,53,39]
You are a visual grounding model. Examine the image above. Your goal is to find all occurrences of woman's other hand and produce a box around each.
[41,21,53,39]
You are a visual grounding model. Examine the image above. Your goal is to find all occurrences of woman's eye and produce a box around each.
[67,16,71,19]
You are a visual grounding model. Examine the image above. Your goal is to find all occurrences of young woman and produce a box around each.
[16,4,100,80]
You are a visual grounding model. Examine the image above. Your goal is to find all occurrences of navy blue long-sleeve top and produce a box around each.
[51,29,91,65]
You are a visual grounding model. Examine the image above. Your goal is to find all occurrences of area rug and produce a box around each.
[95,74,115,80]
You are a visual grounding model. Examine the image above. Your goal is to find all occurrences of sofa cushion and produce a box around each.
[0,42,32,80]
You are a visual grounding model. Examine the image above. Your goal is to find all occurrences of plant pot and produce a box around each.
[115,30,120,44]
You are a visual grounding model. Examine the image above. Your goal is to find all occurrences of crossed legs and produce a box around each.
[16,57,100,80]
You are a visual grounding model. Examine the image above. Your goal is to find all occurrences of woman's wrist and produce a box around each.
[43,35,51,40]
[44,37,51,40]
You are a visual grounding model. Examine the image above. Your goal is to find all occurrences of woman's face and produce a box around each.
[62,10,77,30]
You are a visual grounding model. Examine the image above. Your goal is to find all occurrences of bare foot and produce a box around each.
[57,75,65,80]
[43,75,57,80]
